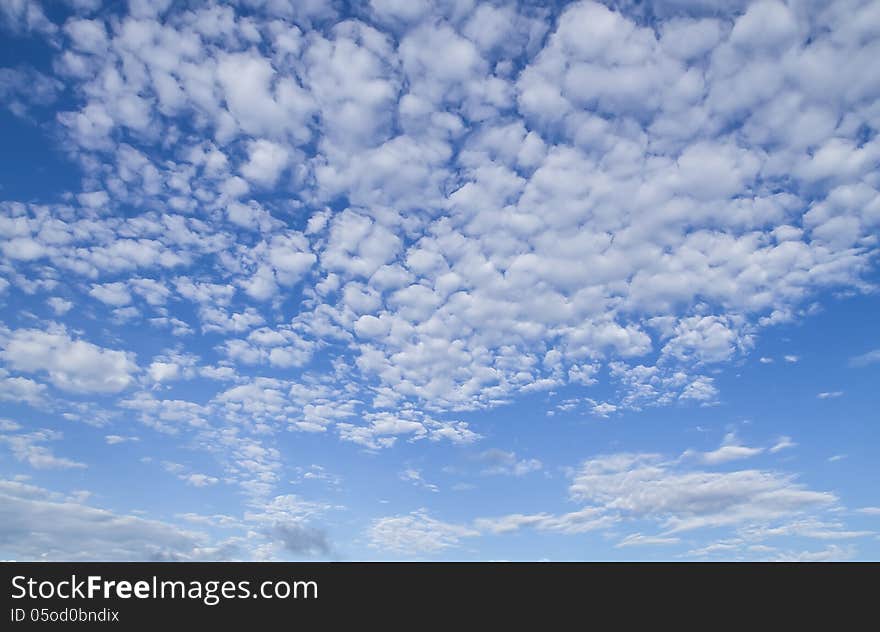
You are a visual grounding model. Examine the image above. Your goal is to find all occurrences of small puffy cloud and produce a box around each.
[184,473,219,487]
[130,278,170,306]
[89,282,132,306]
[64,18,109,54]
[240,139,290,188]
[46,297,73,315]
[589,401,618,417]
[0,372,47,407]
[146,352,198,383]
[679,376,719,403]
[77,190,109,209]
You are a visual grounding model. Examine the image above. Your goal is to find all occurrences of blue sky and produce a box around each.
[0,0,878,561]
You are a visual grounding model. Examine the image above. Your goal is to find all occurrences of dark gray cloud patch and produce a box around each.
[270,522,332,557]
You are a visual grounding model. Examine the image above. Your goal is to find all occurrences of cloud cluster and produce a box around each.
[369,436,866,558]
[0,0,876,426]
[0,479,211,561]
[0,0,878,559]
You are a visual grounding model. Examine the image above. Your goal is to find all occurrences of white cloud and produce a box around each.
[817,391,844,399]
[568,452,835,534]
[46,297,73,315]
[399,468,439,493]
[64,18,108,54]
[769,436,796,453]
[148,361,181,383]
[374,438,859,555]
[475,507,615,536]
[337,411,480,451]
[682,433,764,465]
[240,139,290,188]
[615,533,681,548]
[0,371,47,407]
[0,326,138,393]
[120,392,210,434]
[0,0,875,422]
[0,427,85,470]
[89,282,132,306]
[77,190,109,209]
[589,400,618,417]
[130,278,170,306]
[184,473,219,487]
[105,435,139,445]
[370,0,431,23]
[216,50,314,143]
[729,0,798,50]
[367,509,478,555]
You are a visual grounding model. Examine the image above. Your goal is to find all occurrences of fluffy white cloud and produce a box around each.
[89,282,132,306]
[240,139,290,187]
[1,0,876,420]
[0,371,47,407]
[186,473,219,487]
[0,326,138,393]
[46,297,73,315]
